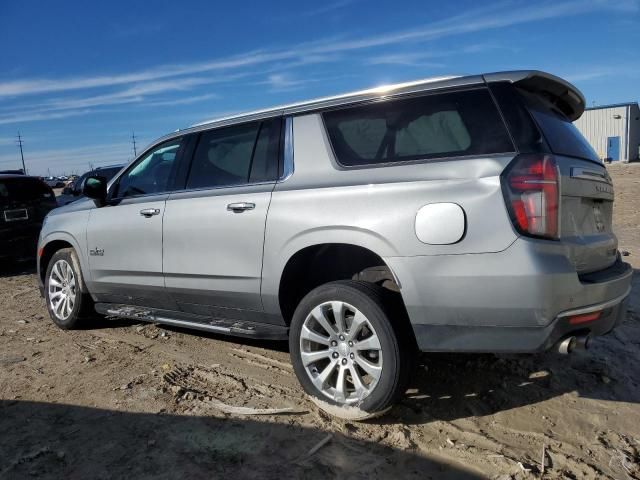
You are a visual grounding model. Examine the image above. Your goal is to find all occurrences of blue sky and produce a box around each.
[0,0,638,175]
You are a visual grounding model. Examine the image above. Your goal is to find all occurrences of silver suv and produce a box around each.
[38,71,632,418]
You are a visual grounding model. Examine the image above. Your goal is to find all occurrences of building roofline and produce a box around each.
[585,101,639,111]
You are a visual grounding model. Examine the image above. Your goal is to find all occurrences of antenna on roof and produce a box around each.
[16,132,27,175]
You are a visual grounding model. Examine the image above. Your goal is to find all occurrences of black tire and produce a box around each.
[44,248,94,329]
[289,280,415,420]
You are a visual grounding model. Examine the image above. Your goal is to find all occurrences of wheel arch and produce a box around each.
[39,232,86,284]
[276,242,404,326]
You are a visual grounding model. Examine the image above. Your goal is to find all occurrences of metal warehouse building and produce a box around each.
[574,102,640,162]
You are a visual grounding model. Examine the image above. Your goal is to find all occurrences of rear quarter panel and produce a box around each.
[261,114,518,315]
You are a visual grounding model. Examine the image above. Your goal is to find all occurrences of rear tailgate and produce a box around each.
[557,158,617,273]
[488,73,618,274]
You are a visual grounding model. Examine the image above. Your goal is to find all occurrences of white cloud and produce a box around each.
[561,65,640,83]
[262,74,307,90]
[0,0,632,100]
[142,93,219,107]
[279,0,355,19]
[0,109,93,126]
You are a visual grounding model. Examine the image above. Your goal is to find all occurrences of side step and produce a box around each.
[94,303,289,341]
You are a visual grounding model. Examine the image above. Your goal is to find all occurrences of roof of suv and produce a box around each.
[140,70,585,157]
[191,70,585,127]
[0,174,39,180]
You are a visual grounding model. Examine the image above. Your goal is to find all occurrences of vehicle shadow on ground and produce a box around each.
[0,400,483,479]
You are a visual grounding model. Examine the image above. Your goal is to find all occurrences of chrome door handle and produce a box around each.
[227,202,255,212]
[139,208,161,218]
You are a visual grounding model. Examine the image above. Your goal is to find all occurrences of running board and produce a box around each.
[94,303,288,340]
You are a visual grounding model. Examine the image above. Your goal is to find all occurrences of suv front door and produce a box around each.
[162,118,282,321]
[86,137,186,309]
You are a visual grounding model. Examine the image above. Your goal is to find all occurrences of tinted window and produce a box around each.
[187,119,280,189]
[489,82,549,154]
[72,172,91,193]
[0,177,54,204]
[323,89,513,166]
[114,139,182,198]
[97,166,122,182]
[249,119,281,183]
[74,167,121,193]
[520,90,599,162]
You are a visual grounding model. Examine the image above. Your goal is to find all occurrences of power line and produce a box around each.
[131,131,138,158]
[16,132,27,174]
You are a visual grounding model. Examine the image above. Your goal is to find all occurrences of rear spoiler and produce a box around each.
[483,70,586,122]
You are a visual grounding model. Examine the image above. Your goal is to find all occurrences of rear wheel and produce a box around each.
[289,280,413,420]
[44,248,94,329]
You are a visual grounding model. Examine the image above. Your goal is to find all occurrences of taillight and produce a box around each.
[501,154,559,239]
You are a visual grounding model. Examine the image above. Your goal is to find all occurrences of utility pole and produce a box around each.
[131,131,138,158]
[16,132,27,174]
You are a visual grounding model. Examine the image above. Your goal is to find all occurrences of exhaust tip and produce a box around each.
[557,334,591,354]
[558,336,576,355]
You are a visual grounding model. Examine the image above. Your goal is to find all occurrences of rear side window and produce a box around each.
[323,89,514,166]
[186,118,281,189]
[0,178,54,204]
[520,90,599,162]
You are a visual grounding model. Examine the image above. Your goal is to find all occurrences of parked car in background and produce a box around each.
[57,165,124,206]
[44,177,66,188]
[1,175,57,263]
[37,70,632,419]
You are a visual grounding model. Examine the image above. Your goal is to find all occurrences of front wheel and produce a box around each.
[44,248,94,329]
[289,280,413,420]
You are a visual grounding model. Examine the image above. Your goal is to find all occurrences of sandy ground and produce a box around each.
[1,164,639,479]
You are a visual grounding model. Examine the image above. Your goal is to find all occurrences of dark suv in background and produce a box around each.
[1,175,57,263]
[57,165,124,206]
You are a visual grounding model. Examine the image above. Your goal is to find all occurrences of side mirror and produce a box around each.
[83,175,108,207]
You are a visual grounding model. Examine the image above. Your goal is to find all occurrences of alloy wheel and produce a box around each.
[48,259,77,320]
[300,300,383,404]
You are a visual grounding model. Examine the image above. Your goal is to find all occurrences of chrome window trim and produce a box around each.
[166,180,277,199]
[570,166,612,184]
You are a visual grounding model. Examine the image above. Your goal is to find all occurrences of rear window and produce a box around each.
[0,178,53,204]
[519,90,599,162]
[323,88,514,166]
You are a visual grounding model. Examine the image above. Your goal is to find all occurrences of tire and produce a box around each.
[289,280,415,420]
[44,248,94,329]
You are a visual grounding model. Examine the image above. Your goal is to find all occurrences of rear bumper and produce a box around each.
[0,224,41,260]
[385,238,633,353]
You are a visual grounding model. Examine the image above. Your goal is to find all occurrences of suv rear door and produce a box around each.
[162,118,282,319]
[86,137,187,308]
